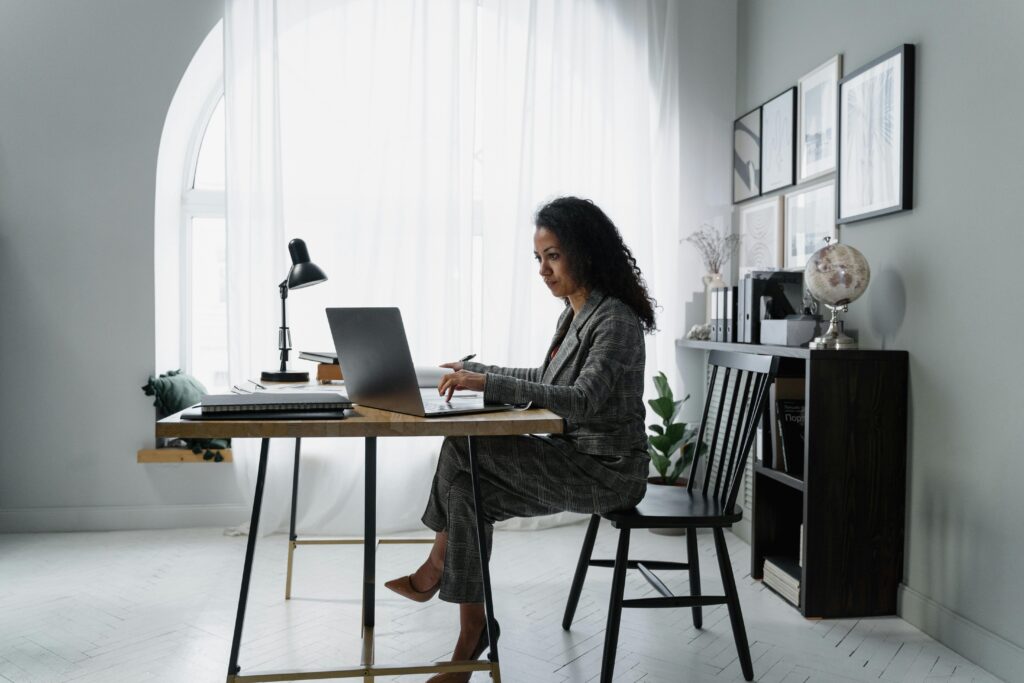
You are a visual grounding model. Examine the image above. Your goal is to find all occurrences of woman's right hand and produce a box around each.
[439,361,464,372]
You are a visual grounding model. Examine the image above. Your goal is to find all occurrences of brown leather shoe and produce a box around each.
[383,574,440,602]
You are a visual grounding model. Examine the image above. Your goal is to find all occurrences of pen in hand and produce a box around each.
[459,353,476,363]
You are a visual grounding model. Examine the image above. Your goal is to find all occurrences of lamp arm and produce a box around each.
[278,280,291,372]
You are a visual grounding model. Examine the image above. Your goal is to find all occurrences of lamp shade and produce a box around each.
[286,238,327,289]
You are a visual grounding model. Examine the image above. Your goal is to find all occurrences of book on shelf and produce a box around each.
[769,377,804,473]
[200,391,352,414]
[776,399,805,478]
[763,555,801,606]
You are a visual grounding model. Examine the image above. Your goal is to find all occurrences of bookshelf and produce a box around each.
[678,338,909,618]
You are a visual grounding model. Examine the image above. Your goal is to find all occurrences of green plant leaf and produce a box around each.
[649,424,664,435]
[648,396,675,422]
[648,445,669,477]
[653,372,671,399]
[650,434,679,454]
[663,422,687,443]
[669,455,692,482]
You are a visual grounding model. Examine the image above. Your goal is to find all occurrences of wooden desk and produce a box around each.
[158,406,563,683]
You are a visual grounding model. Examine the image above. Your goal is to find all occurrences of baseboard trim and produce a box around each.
[0,503,250,533]
[899,583,1023,682]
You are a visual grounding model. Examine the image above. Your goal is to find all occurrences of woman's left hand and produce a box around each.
[438,370,486,401]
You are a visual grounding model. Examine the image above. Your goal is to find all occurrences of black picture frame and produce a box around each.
[733,107,762,203]
[761,86,797,194]
[836,44,915,224]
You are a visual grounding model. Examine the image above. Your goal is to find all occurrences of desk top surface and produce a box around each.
[156,405,564,439]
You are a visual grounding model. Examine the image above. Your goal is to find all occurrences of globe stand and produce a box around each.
[809,304,857,350]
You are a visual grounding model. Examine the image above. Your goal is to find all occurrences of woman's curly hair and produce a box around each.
[535,196,657,333]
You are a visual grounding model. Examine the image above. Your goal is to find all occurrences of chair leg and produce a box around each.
[562,514,601,630]
[686,527,702,629]
[600,528,630,683]
[714,528,753,681]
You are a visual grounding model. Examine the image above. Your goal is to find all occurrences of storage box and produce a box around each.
[759,318,818,347]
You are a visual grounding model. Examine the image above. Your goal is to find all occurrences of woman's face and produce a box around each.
[534,227,584,299]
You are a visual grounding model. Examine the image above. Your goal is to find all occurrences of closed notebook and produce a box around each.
[201,392,351,414]
[183,407,349,421]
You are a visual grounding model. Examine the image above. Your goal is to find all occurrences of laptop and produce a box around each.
[326,307,519,417]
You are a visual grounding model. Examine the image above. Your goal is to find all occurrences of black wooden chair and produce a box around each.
[562,351,779,683]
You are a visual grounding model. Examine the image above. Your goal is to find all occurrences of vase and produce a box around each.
[703,272,726,325]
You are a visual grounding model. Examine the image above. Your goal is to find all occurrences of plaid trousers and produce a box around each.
[421,434,647,603]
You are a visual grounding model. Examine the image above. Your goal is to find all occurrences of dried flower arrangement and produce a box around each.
[685,224,740,275]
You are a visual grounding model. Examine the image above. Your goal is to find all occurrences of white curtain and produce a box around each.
[224,0,684,536]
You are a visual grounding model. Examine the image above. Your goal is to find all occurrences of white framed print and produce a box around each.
[737,195,784,275]
[838,44,915,223]
[761,87,796,193]
[798,55,842,183]
[784,180,837,269]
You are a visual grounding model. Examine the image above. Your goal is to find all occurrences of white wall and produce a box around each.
[736,1,1024,679]
[0,0,245,531]
[671,0,739,425]
[0,0,737,533]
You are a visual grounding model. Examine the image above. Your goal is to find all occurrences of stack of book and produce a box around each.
[299,351,343,382]
[763,555,800,607]
[181,391,352,421]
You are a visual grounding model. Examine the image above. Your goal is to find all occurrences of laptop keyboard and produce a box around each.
[422,394,485,412]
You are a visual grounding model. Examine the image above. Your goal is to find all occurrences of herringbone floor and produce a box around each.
[0,523,1000,682]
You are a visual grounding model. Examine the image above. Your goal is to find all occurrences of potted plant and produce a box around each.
[647,372,704,535]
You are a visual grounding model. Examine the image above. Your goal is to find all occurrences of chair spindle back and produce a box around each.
[685,351,779,511]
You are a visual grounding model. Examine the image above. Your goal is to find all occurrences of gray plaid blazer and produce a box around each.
[465,291,648,462]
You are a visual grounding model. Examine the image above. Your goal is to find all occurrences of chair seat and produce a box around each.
[604,484,742,529]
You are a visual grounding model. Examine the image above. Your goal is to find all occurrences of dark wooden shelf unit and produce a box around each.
[753,464,805,492]
[678,338,908,618]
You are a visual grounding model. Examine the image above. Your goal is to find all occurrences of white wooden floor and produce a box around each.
[0,523,1001,683]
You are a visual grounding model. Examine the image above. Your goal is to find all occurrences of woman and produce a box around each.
[385,196,657,682]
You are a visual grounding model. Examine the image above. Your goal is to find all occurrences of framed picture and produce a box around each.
[737,195,783,275]
[761,87,796,193]
[798,55,842,183]
[837,44,915,223]
[733,107,761,203]
[784,180,836,269]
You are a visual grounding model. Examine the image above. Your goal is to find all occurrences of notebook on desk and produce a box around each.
[181,407,350,421]
[200,391,351,414]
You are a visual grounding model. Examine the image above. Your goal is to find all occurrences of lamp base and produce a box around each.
[260,370,310,383]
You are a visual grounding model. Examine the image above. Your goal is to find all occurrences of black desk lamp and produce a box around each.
[261,238,328,383]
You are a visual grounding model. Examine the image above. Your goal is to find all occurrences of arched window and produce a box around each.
[153,21,226,389]
[182,96,228,389]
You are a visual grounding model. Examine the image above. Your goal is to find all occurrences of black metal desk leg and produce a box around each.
[285,438,301,599]
[290,438,301,540]
[363,436,377,632]
[227,437,270,679]
[466,436,500,664]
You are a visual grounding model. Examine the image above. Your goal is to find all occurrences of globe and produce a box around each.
[804,242,871,308]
